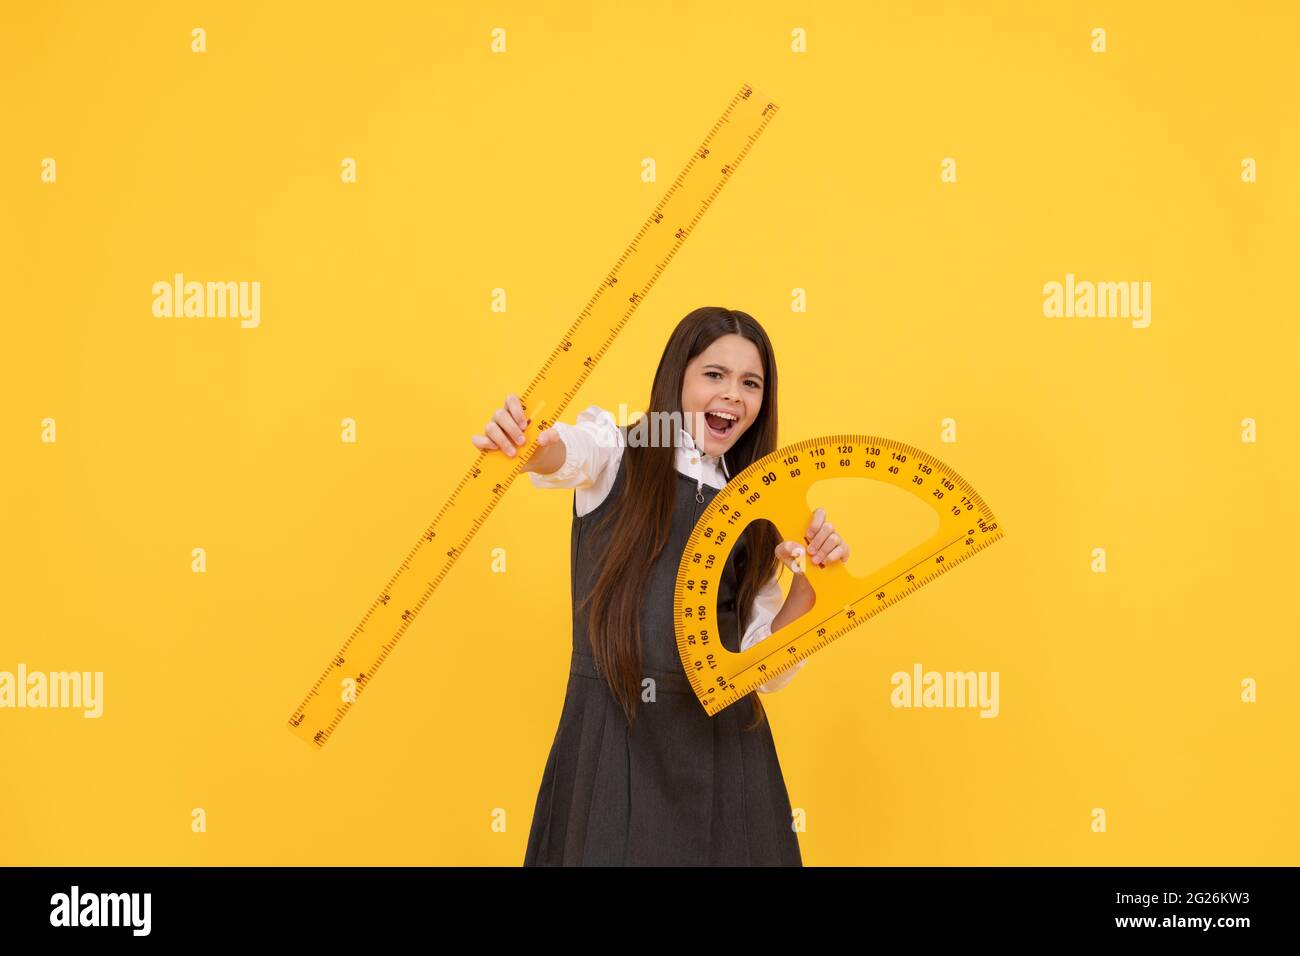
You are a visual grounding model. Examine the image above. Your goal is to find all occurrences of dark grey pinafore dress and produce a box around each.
[523,453,803,866]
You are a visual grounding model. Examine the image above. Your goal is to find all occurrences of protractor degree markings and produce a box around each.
[674,432,1004,713]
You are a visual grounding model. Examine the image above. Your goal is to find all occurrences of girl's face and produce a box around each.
[680,334,765,458]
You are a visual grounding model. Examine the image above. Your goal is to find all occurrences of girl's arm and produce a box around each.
[521,436,567,476]
[472,398,622,510]
[524,406,626,517]
[741,571,810,693]
[771,574,816,632]
[748,516,849,690]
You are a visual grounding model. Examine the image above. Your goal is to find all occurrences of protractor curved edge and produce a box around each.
[673,434,1006,716]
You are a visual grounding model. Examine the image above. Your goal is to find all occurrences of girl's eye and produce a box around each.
[705,370,761,389]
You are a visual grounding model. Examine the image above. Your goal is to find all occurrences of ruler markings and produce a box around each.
[289,84,780,747]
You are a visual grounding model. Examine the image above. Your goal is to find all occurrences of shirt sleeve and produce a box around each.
[740,569,808,693]
[527,404,625,495]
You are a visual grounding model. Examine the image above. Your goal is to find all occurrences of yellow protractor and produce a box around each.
[675,435,1004,715]
[287,82,780,748]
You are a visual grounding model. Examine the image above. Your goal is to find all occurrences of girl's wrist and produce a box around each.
[792,573,814,599]
[775,573,816,628]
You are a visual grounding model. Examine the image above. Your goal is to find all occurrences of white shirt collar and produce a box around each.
[678,426,730,491]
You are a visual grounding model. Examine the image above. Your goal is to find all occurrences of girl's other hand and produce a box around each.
[775,508,851,572]
[804,508,850,568]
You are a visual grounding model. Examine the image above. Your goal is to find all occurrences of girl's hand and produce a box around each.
[470,393,557,458]
[775,508,851,573]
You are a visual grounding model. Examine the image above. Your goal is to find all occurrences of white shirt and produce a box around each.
[529,404,807,693]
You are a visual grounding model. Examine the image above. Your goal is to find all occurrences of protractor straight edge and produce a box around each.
[674,434,1005,716]
[288,83,781,748]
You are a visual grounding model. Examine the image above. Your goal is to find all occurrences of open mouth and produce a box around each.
[704,411,737,439]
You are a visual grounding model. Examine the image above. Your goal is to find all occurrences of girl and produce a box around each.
[470,307,851,866]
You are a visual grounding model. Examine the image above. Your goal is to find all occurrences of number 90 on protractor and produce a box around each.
[674,434,1005,716]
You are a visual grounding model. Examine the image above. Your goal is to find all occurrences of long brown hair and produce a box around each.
[578,307,782,731]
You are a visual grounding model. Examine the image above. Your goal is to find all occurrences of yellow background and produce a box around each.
[2,1,1297,865]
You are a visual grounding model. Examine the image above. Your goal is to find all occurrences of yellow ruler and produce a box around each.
[288,82,780,748]
[675,436,1004,715]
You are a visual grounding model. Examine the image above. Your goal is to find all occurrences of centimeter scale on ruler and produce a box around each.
[288,82,781,748]
[676,434,1004,716]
